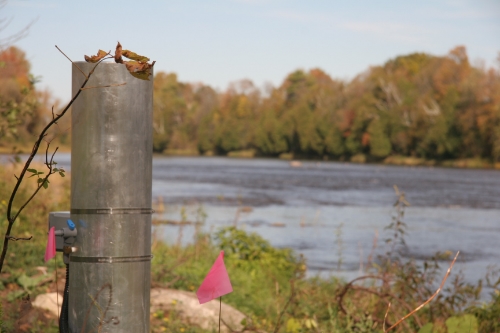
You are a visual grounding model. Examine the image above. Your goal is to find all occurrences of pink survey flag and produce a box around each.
[197,251,233,304]
[44,226,56,262]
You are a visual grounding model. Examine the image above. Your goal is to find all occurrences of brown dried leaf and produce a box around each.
[122,50,150,62]
[84,49,108,63]
[123,60,155,81]
[115,42,123,64]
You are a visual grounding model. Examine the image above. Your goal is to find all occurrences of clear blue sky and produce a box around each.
[3,0,500,102]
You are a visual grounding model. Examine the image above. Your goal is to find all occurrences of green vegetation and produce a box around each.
[1,162,500,332]
[0,162,69,331]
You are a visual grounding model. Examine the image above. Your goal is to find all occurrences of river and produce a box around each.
[2,154,500,297]
[150,157,500,296]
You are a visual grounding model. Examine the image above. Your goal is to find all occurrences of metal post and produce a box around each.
[69,62,153,332]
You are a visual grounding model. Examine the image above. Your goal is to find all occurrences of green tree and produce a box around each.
[253,109,288,156]
[367,118,391,158]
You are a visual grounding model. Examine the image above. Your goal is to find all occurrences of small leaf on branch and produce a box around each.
[114,42,123,64]
[84,49,108,63]
[122,50,150,62]
[124,60,155,80]
[27,168,37,174]
[59,172,65,177]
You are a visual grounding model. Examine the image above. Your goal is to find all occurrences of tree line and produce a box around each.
[1,45,500,162]
[152,46,500,162]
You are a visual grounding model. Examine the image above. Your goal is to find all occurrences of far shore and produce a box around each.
[1,145,498,170]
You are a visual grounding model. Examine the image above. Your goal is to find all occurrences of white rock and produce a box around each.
[32,292,62,317]
[150,288,247,333]
[33,288,257,332]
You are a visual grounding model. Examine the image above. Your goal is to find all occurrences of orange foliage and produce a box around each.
[0,46,31,87]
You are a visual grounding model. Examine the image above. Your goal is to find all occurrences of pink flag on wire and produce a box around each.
[44,226,56,262]
[197,251,233,304]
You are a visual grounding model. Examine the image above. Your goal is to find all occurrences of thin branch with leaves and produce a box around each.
[0,50,113,273]
[0,41,155,274]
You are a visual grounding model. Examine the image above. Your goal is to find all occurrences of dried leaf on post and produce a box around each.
[84,49,108,63]
[124,60,155,80]
[122,50,150,62]
[114,41,123,63]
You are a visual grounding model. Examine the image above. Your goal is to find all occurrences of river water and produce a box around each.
[150,157,500,295]
[3,154,500,297]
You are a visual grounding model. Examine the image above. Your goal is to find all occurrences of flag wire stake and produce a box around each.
[54,254,60,323]
[219,296,222,333]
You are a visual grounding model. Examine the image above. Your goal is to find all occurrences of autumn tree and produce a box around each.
[149,46,500,163]
[0,46,38,144]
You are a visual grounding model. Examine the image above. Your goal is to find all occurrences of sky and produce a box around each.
[2,0,500,102]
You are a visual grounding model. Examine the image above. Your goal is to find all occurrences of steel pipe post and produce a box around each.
[70,62,153,332]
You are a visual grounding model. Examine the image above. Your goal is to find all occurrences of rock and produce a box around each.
[32,292,61,317]
[150,288,246,333]
[33,288,257,332]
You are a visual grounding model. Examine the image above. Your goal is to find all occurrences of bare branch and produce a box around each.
[383,302,391,332]
[49,147,58,167]
[5,235,32,241]
[347,285,422,328]
[384,251,460,332]
[45,141,52,166]
[337,275,388,315]
[55,45,87,79]
[44,142,58,170]
[0,2,37,50]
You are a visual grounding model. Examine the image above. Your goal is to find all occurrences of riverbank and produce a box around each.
[0,144,71,155]
[1,141,499,170]
[1,163,500,332]
[159,148,500,170]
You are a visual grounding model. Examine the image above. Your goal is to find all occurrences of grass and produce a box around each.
[151,210,499,333]
[1,162,500,332]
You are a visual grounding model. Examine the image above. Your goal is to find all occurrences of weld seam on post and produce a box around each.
[71,208,155,215]
[70,255,153,263]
